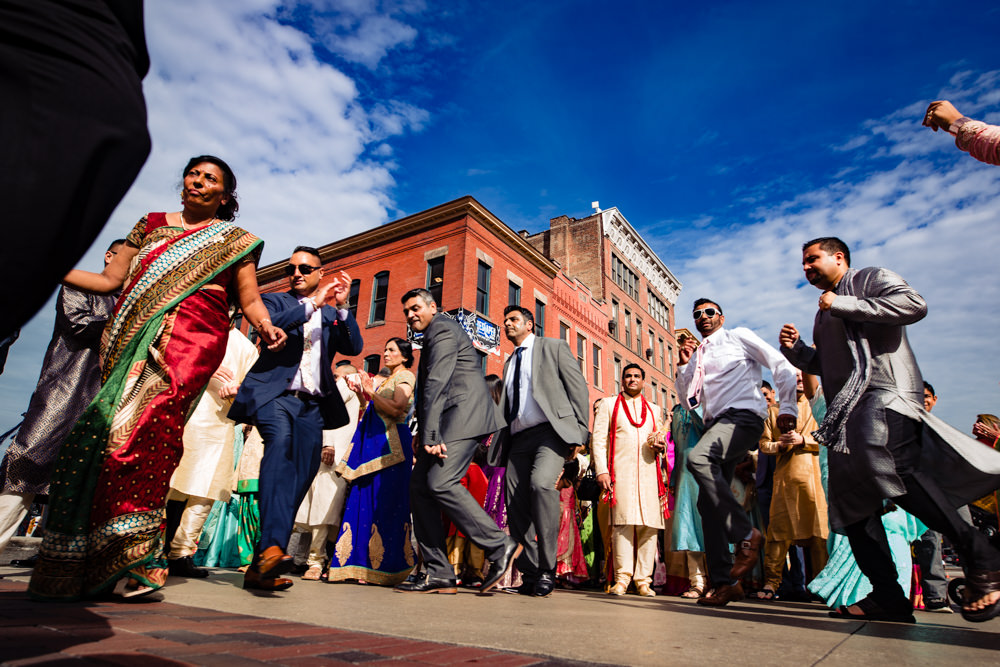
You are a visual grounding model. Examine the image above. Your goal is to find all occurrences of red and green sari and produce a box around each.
[29,213,261,600]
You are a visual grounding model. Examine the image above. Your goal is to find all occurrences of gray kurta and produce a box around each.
[783,266,1000,530]
[0,287,116,495]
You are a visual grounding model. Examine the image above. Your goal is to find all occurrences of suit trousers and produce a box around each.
[912,529,948,601]
[845,409,1000,610]
[505,423,568,580]
[612,524,659,587]
[410,437,507,579]
[686,408,764,587]
[254,393,324,552]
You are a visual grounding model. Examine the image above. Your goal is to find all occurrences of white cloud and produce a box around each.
[0,2,428,432]
[665,75,1000,430]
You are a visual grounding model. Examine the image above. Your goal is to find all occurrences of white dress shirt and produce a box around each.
[676,326,797,423]
[505,333,546,434]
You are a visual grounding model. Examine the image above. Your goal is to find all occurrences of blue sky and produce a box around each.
[2,0,999,440]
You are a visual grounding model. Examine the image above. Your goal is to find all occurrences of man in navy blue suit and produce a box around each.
[230,246,363,591]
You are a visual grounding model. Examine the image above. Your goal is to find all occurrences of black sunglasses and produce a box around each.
[693,308,721,320]
[285,263,320,276]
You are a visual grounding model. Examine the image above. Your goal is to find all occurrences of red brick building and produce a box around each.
[255,197,681,413]
[525,206,682,416]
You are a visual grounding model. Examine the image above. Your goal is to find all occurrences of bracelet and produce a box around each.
[257,318,271,329]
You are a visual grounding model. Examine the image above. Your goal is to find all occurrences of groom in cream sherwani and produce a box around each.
[592,363,666,597]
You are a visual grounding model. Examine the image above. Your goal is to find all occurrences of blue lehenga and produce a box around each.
[670,405,706,552]
[327,370,416,585]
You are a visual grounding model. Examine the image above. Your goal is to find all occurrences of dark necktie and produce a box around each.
[506,347,523,423]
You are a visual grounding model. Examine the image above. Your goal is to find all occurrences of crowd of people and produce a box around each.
[0,102,998,630]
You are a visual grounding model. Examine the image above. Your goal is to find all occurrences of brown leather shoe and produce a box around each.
[697,582,744,606]
[257,545,294,580]
[244,568,294,591]
[730,528,763,580]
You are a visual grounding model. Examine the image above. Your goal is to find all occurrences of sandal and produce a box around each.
[960,570,1000,623]
[755,588,776,601]
[112,577,157,599]
[680,585,704,599]
[828,596,915,623]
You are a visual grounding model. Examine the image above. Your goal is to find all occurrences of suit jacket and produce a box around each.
[501,336,591,448]
[229,290,363,429]
[416,313,502,447]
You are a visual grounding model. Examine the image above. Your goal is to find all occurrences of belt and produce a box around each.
[282,389,322,402]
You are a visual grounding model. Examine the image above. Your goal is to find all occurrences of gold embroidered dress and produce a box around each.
[328,370,416,585]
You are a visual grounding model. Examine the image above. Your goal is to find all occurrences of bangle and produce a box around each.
[257,318,271,329]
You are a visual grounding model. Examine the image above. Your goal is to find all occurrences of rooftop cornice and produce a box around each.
[601,208,683,304]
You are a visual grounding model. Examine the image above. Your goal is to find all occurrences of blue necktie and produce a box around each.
[506,347,523,423]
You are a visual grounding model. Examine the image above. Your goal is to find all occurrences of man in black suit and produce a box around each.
[501,305,591,597]
[230,246,363,591]
[396,288,520,594]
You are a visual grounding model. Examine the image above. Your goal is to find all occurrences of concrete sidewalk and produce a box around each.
[2,566,999,666]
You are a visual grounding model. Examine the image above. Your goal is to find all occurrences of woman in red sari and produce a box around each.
[29,156,285,600]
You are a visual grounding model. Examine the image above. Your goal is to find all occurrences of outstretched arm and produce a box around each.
[924,100,1000,165]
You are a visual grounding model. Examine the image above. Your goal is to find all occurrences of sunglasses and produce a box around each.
[693,308,721,320]
[285,263,320,276]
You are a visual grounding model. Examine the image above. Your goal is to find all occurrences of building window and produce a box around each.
[624,309,632,348]
[363,354,381,374]
[478,350,488,375]
[661,387,669,419]
[560,322,570,343]
[348,279,360,318]
[577,333,586,375]
[611,299,619,340]
[426,256,445,307]
[476,261,491,315]
[370,271,389,324]
[508,281,521,306]
[534,300,545,337]
[614,356,622,395]
[636,317,643,353]
[651,380,658,405]
[612,253,639,301]
[648,289,670,328]
[592,343,601,388]
[667,345,673,378]
[648,328,655,360]
[658,337,666,371]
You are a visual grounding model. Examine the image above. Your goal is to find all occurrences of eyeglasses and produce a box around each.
[284,263,320,276]
[693,308,720,320]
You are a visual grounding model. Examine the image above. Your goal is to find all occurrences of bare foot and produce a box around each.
[964,589,1000,612]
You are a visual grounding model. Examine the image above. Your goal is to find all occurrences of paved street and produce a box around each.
[2,565,999,666]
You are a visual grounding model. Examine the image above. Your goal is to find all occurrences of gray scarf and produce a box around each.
[812,269,870,454]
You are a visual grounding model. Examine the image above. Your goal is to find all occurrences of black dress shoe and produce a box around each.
[516,581,535,596]
[168,556,209,578]
[481,539,523,593]
[395,574,457,594]
[534,572,555,597]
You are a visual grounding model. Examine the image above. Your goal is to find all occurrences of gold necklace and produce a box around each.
[179,211,216,230]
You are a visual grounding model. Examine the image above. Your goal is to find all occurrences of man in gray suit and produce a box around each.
[781,237,1000,623]
[397,289,521,594]
[501,305,591,597]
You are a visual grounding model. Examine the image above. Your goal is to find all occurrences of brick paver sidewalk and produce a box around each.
[0,580,595,667]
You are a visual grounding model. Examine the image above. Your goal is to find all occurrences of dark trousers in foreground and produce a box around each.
[254,393,324,552]
[410,437,507,579]
[686,408,765,587]
[505,423,568,581]
[0,0,150,340]
[845,409,1000,611]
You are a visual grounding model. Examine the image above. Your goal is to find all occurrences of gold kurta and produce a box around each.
[758,396,828,541]
[592,394,663,529]
[170,329,259,501]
